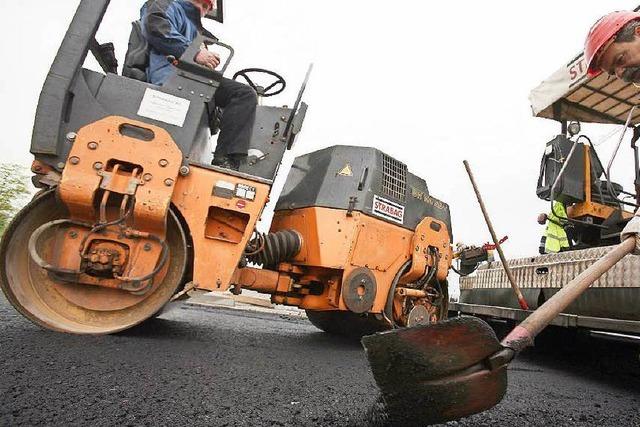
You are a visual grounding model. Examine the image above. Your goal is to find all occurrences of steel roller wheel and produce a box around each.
[305,310,391,339]
[0,190,188,335]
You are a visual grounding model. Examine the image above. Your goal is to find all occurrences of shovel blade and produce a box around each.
[362,316,507,425]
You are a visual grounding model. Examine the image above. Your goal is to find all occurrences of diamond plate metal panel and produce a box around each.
[459,246,640,290]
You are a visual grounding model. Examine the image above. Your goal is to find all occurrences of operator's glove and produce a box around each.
[620,215,640,255]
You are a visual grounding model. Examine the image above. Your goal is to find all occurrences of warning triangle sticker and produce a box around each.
[338,164,353,177]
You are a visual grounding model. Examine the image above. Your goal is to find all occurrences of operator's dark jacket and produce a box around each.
[141,0,216,85]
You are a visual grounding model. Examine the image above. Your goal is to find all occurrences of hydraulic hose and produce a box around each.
[245,230,302,267]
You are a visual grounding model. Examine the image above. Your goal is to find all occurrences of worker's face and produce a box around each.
[192,0,214,17]
[598,27,640,83]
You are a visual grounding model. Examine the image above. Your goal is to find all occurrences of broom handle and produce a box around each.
[464,160,530,310]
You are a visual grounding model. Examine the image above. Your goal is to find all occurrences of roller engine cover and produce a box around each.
[275,146,452,235]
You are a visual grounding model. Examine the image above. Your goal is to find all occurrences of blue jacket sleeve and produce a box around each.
[142,0,192,59]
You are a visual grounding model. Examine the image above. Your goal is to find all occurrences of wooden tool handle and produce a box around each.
[463,160,529,310]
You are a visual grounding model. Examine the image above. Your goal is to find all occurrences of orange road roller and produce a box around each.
[1,0,455,337]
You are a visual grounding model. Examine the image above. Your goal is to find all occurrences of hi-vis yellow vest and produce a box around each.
[545,201,570,253]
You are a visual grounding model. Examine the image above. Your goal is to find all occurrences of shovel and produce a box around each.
[362,233,638,426]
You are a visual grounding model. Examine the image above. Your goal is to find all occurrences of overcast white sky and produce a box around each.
[1,0,639,268]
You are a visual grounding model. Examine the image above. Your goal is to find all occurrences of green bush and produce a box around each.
[0,163,30,236]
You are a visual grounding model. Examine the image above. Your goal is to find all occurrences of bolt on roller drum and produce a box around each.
[0,191,188,334]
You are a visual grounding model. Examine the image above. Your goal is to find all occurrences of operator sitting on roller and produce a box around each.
[142,0,257,171]
[585,10,640,83]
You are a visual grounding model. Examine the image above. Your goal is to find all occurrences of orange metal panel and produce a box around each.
[346,217,415,313]
[271,207,446,314]
[584,145,592,204]
[270,208,362,268]
[55,116,182,286]
[568,201,634,221]
[172,166,271,291]
[350,221,410,272]
[204,206,250,244]
[59,116,182,235]
[401,218,452,283]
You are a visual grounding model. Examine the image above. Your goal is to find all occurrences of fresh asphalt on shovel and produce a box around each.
[362,228,639,426]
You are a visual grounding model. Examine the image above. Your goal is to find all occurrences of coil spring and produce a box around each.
[245,230,302,267]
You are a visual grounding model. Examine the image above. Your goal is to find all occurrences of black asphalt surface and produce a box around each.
[1,293,639,426]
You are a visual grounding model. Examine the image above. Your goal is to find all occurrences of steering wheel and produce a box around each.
[233,68,286,97]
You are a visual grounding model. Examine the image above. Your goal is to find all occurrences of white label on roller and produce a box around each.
[372,195,405,224]
[137,89,191,127]
[216,181,236,191]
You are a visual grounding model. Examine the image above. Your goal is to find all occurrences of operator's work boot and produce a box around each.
[212,156,238,171]
[212,154,246,172]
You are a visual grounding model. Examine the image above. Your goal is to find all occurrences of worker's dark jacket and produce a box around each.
[141,0,215,85]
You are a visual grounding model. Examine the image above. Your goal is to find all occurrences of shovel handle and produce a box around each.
[503,236,637,351]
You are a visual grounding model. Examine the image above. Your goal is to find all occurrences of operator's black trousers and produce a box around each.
[212,78,257,159]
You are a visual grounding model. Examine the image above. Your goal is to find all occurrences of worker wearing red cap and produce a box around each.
[585,11,640,83]
[142,0,256,170]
